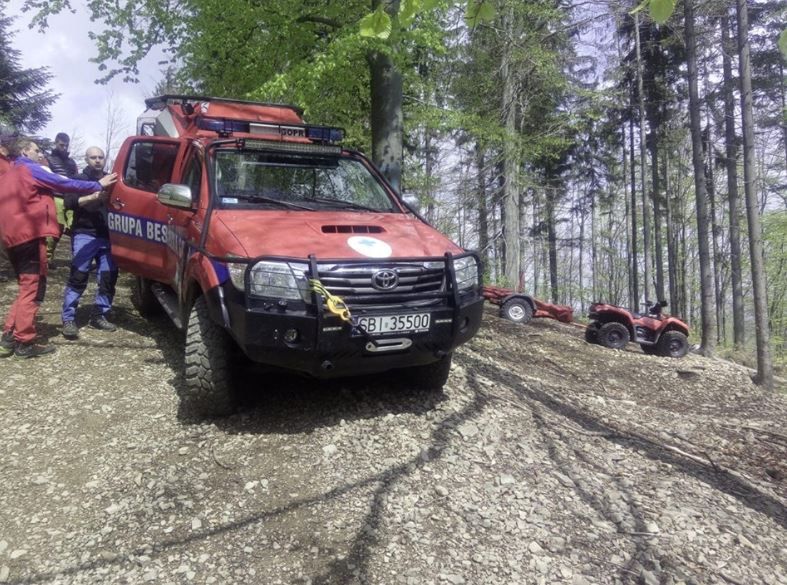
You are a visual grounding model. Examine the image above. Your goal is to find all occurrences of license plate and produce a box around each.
[355,313,431,336]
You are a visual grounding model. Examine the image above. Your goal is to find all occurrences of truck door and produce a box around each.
[109,137,182,283]
[164,146,204,297]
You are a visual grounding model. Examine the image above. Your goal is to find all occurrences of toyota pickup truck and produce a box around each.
[109,95,484,416]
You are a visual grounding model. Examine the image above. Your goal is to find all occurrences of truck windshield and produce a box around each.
[212,150,397,212]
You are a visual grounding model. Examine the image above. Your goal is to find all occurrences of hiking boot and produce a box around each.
[90,315,117,332]
[15,341,56,359]
[0,330,14,358]
[62,320,79,340]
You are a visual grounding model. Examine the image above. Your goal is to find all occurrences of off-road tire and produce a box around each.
[584,323,600,344]
[657,331,689,358]
[640,344,659,355]
[500,299,533,324]
[182,295,236,417]
[598,322,629,350]
[405,354,453,390]
[131,276,162,318]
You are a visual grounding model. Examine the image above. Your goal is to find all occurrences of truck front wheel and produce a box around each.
[405,354,453,390]
[182,295,236,417]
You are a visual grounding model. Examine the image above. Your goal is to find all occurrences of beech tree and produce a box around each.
[737,0,774,389]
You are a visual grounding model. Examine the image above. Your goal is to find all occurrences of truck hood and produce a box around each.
[213,211,463,260]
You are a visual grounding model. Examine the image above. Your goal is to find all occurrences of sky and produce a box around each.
[7,0,165,163]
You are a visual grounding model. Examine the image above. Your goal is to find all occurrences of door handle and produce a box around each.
[112,198,125,209]
[167,214,175,224]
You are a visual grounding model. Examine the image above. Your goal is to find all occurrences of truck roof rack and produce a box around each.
[144,94,304,117]
[138,94,309,138]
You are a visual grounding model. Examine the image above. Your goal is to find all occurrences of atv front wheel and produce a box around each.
[598,322,630,350]
[182,295,237,417]
[500,298,533,324]
[657,331,689,358]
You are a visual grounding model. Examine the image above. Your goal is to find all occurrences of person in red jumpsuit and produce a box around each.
[0,139,117,358]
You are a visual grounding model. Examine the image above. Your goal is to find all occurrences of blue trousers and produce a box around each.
[62,234,118,322]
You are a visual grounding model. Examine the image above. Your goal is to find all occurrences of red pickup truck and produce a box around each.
[108,95,484,416]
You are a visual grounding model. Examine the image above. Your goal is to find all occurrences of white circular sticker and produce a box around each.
[347,236,392,258]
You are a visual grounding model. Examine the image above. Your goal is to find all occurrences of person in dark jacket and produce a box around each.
[61,147,119,338]
[0,139,117,359]
[46,133,78,177]
[45,132,78,265]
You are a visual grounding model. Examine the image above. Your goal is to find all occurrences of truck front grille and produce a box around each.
[316,261,446,307]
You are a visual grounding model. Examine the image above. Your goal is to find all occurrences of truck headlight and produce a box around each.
[454,256,479,292]
[248,261,310,301]
[228,261,310,301]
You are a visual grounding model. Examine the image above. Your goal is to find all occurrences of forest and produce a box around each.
[4,0,787,388]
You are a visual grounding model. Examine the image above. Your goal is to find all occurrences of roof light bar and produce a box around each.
[239,139,342,155]
[197,117,344,143]
[306,126,344,143]
[250,122,344,143]
[197,117,249,135]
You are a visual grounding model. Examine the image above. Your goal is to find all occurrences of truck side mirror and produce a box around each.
[157,183,193,209]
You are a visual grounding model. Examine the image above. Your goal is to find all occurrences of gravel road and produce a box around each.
[1,264,786,585]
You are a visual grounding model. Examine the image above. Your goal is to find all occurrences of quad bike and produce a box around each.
[585,300,690,358]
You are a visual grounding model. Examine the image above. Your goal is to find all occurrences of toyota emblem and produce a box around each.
[372,269,399,290]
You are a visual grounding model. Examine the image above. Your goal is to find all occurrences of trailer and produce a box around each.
[482,286,574,324]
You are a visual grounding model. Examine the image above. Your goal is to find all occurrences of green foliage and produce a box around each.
[0,13,58,132]
[631,0,676,25]
[779,29,787,59]
[649,0,676,25]
[399,0,419,27]
[359,5,392,39]
[465,0,495,29]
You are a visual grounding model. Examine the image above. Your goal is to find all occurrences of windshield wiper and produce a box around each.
[307,197,381,212]
[222,193,315,211]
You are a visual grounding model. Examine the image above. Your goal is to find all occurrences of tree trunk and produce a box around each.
[634,12,650,304]
[651,139,664,302]
[721,13,745,350]
[705,121,724,344]
[622,124,634,309]
[546,188,559,302]
[781,59,787,175]
[629,117,639,306]
[684,0,716,355]
[368,0,402,192]
[579,199,586,311]
[476,144,490,272]
[664,152,680,315]
[369,49,403,192]
[424,130,435,222]
[736,0,773,389]
[501,5,521,289]
[591,176,598,303]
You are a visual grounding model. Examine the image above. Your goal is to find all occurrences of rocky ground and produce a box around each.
[0,253,785,585]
